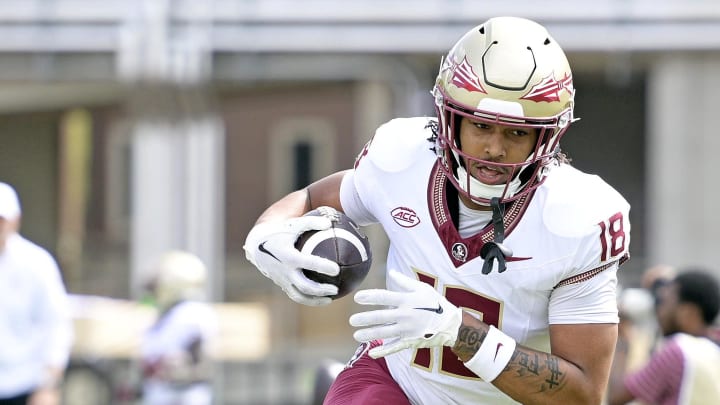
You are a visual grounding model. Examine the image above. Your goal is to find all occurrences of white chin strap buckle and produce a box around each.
[456,165,522,202]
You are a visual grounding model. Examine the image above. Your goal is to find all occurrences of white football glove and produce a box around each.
[244,216,340,306]
[349,270,463,359]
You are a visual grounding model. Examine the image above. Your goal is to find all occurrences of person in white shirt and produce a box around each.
[140,250,217,405]
[244,16,631,404]
[0,182,73,405]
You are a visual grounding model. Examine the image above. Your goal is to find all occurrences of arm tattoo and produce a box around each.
[453,319,568,395]
[454,324,488,360]
[513,352,540,376]
[544,354,563,389]
[507,349,567,393]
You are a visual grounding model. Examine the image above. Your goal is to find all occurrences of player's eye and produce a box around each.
[509,129,530,137]
[472,122,491,130]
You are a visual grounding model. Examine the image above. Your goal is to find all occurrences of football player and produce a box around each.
[245,16,630,404]
[141,251,217,405]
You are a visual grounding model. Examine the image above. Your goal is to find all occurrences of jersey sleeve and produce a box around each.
[340,117,434,227]
[340,170,378,226]
[548,217,627,324]
[545,165,631,325]
[548,262,620,324]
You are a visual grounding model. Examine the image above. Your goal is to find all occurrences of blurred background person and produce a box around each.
[614,287,654,378]
[607,269,720,405]
[641,264,677,302]
[608,265,673,405]
[140,250,218,405]
[614,264,677,374]
[0,182,73,405]
[639,264,677,350]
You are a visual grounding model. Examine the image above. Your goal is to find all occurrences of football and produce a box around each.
[295,207,372,299]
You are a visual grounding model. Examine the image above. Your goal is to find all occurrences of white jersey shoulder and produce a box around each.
[539,163,630,238]
[363,117,435,173]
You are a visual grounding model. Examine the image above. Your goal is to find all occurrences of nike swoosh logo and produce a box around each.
[413,304,443,314]
[505,256,532,262]
[258,241,280,262]
[493,342,504,361]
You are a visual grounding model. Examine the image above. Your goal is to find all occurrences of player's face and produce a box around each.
[458,118,539,186]
[655,283,680,336]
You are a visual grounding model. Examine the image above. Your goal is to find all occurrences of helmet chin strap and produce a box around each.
[479,197,513,274]
[456,165,523,205]
[454,161,523,274]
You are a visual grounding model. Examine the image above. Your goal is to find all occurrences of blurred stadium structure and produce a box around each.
[0,0,719,403]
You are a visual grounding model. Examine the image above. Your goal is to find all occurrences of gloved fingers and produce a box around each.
[289,269,339,297]
[258,240,340,277]
[349,308,403,328]
[262,235,340,277]
[388,270,426,292]
[353,288,406,307]
[289,215,333,234]
[245,216,331,257]
[368,340,412,359]
[292,253,340,277]
[352,323,406,342]
[283,284,333,307]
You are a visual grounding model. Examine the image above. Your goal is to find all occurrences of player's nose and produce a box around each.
[483,131,506,159]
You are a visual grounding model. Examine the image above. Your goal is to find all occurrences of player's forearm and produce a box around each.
[452,313,603,405]
[255,171,347,224]
[494,346,600,405]
[256,190,309,224]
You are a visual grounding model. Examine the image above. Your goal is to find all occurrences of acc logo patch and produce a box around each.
[391,207,420,228]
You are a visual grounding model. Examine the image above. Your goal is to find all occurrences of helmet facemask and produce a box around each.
[434,86,573,206]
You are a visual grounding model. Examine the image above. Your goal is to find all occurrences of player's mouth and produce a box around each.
[471,164,508,185]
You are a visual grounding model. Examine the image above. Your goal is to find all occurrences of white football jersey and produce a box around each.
[142,300,217,405]
[340,117,630,404]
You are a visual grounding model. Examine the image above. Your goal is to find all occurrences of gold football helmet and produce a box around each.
[434,16,576,205]
[152,250,208,309]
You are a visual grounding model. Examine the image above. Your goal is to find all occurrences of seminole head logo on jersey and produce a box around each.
[451,242,468,262]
